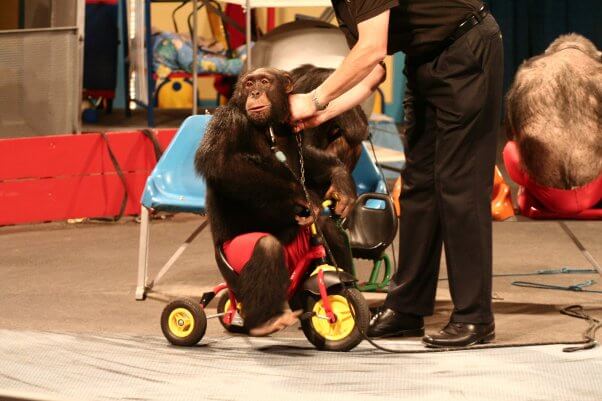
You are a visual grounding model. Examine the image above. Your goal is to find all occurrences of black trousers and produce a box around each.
[384,14,504,324]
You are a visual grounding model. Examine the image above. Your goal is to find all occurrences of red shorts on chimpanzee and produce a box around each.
[222,227,326,274]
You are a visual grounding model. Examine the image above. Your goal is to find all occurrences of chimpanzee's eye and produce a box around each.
[245,80,253,88]
[261,78,270,85]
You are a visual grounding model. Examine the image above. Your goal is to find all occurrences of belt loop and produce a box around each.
[475,2,487,22]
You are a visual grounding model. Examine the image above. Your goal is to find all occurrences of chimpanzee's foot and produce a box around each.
[249,310,303,337]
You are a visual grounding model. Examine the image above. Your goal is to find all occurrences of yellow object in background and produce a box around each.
[391,176,402,217]
[157,77,194,109]
[372,89,384,115]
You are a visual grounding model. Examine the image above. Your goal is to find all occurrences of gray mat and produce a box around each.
[0,330,601,401]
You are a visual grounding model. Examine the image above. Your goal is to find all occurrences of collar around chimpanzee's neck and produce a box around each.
[268,126,288,164]
[268,123,296,138]
[268,126,277,145]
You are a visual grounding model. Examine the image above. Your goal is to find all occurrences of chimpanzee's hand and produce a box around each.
[295,214,314,226]
[325,185,354,218]
[294,202,320,226]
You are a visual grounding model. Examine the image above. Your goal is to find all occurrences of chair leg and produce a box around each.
[379,254,393,291]
[136,206,151,300]
[368,259,383,286]
[150,220,209,288]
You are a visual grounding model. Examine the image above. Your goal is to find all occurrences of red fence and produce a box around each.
[0,130,177,226]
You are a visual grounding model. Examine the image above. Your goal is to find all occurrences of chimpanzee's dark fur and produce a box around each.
[291,64,369,172]
[236,236,288,329]
[505,34,602,189]
[195,67,356,329]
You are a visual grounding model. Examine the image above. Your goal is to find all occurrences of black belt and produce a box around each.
[407,4,490,67]
[446,4,489,46]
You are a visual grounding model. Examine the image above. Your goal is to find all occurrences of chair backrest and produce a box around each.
[141,115,210,213]
[345,192,398,254]
[352,143,387,195]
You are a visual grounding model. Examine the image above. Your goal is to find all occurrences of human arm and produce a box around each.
[289,10,390,122]
[294,64,384,130]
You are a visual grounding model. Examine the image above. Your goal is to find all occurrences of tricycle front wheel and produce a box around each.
[301,287,369,352]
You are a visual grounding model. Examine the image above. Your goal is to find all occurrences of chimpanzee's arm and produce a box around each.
[302,145,356,200]
[336,107,369,146]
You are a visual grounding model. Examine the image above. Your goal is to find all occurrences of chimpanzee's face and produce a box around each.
[238,68,293,126]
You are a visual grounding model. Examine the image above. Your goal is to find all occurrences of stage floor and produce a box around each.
[1,111,601,401]
[1,330,601,401]
[0,215,600,400]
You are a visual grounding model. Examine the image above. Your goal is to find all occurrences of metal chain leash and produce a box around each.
[294,131,342,270]
[295,132,312,210]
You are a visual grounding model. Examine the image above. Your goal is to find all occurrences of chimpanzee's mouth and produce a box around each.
[247,104,270,113]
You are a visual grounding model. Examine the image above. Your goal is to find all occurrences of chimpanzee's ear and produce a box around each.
[281,72,294,94]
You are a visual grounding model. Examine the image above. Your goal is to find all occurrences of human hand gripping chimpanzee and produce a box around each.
[289,65,370,174]
[288,93,331,132]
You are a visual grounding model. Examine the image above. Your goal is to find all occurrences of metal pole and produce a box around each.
[75,0,85,134]
[121,0,132,117]
[145,0,155,126]
[192,0,199,115]
[559,222,602,276]
[246,0,251,69]
[136,207,151,300]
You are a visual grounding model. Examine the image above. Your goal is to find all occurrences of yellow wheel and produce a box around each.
[161,298,207,346]
[216,291,247,334]
[311,295,356,341]
[301,287,370,352]
[168,308,195,338]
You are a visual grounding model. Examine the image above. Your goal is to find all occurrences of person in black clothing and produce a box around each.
[289,1,503,347]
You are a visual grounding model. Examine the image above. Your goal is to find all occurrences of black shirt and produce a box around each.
[333,0,483,56]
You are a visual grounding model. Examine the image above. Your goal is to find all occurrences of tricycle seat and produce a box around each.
[215,245,240,295]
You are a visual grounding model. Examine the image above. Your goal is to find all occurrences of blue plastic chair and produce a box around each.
[352,143,388,196]
[136,115,210,300]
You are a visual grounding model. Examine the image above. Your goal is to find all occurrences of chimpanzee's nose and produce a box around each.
[251,90,260,98]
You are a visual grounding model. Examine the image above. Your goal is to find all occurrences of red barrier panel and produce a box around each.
[0,129,177,226]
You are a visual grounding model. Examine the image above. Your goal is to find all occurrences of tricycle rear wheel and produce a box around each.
[216,291,248,334]
[161,298,207,346]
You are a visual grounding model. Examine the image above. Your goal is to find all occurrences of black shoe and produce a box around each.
[368,308,425,338]
[422,321,495,347]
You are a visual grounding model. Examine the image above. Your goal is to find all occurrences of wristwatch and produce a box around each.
[311,89,329,111]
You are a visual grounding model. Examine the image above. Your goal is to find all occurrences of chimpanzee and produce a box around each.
[290,64,369,172]
[505,34,602,189]
[195,67,356,336]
